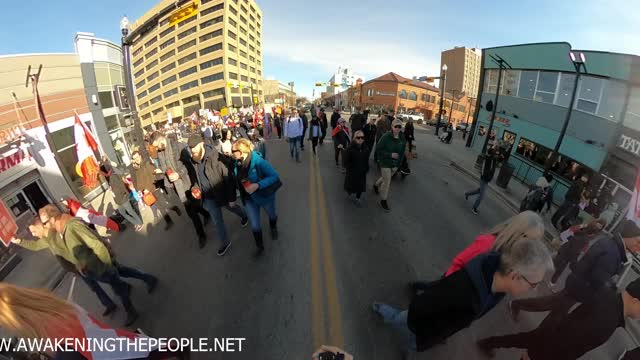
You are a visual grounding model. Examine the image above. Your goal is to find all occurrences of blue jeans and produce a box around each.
[115,262,155,285]
[375,303,417,351]
[466,180,488,210]
[84,267,134,313]
[202,197,248,246]
[245,197,277,233]
[289,136,300,160]
[81,276,115,308]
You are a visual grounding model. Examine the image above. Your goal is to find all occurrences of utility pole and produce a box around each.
[435,64,447,136]
[480,54,511,155]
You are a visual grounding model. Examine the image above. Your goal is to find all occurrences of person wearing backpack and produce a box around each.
[232,138,281,256]
[520,174,553,213]
[284,109,304,163]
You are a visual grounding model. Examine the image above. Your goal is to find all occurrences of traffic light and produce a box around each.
[315,82,324,87]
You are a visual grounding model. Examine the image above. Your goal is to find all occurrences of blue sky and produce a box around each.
[1,0,638,100]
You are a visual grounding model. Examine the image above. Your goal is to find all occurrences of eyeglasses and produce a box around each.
[355,136,365,139]
[393,125,402,129]
[520,274,542,289]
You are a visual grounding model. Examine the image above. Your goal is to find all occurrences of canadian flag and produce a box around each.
[74,115,100,188]
[627,169,640,226]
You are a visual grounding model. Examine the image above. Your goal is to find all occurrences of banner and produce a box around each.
[0,200,17,246]
[627,170,640,226]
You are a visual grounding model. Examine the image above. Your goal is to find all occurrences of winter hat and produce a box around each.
[626,277,640,299]
[621,220,640,238]
[338,118,346,124]
[187,133,204,148]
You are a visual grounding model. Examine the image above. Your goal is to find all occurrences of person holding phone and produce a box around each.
[373,119,406,212]
[231,138,281,256]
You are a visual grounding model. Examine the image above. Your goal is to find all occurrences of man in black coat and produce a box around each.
[464,146,497,215]
[330,108,341,129]
[510,219,640,330]
[183,134,248,256]
[362,113,377,159]
[349,108,365,135]
[551,175,588,229]
[319,108,328,144]
[343,130,369,206]
[372,239,553,353]
[299,108,309,151]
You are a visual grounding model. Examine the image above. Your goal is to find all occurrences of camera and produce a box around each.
[318,351,345,360]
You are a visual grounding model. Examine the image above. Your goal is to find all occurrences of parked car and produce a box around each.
[397,112,424,122]
[456,122,469,131]
[426,117,448,127]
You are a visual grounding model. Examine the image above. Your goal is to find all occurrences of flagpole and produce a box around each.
[74,109,104,160]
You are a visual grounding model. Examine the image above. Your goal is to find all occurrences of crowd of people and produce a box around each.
[3,103,640,360]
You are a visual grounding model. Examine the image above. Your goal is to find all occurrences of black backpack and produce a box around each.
[520,186,544,212]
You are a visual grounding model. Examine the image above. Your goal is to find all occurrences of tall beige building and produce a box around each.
[128,0,263,127]
[440,47,482,98]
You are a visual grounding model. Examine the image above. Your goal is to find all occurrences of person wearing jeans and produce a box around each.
[184,134,248,256]
[232,139,280,256]
[372,303,416,351]
[284,109,304,162]
[373,119,406,212]
[465,147,497,215]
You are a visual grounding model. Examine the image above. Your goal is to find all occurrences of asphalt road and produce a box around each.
[51,122,623,359]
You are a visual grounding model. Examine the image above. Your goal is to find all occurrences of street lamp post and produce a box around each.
[120,16,148,159]
[435,64,447,136]
[545,52,587,172]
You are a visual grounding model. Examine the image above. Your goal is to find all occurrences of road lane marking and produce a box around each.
[309,153,325,348]
[314,153,345,348]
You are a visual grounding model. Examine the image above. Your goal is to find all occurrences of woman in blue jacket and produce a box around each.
[232,138,282,255]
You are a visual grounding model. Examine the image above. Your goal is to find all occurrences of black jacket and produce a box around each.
[565,180,585,203]
[319,112,328,129]
[404,123,415,141]
[330,111,341,128]
[343,143,369,193]
[408,252,504,351]
[481,154,497,182]
[301,113,309,129]
[333,128,351,149]
[350,113,364,132]
[181,144,237,206]
[565,233,627,303]
[362,123,377,148]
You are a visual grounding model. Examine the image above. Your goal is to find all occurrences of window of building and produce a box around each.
[242,88,249,94]
[163,88,178,98]
[239,50,247,58]
[145,59,158,71]
[555,73,576,108]
[240,62,247,70]
[178,26,197,39]
[257,30,261,37]
[200,29,223,42]
[200,43,222,56]
[228,44,237,52]
[250,66,255,73]
[249,55,255,62]
[178,15,196,27]
[162,75,177,86]
[257,40,261,47]
[200,16,223,29]
[533,71,558,104]
[229,18,237,27]
[165,101,180,109]
[144,37,157,48]
[132,47,143,57]
[201,3,223,16]
[137,90,147,99]
[145,48,158,59]
[147,71,159,81]
[180,80,199,91]
[250,15,255,22]
[257,60,261,66]
[159,37,175,50]
[231,87,240,93]
[241,75,248,82]
[228,30,237,40]
[250,78,256,84]
[517,70,537,100]
[399,90,408,99]
[515,136,593,181]
[576,76,603,114]
[161,62,176,73]
[240,27,247,35]
[159,18,170,26]
[160,50,175,62]
[178,52,197,65]
[139,101,149,110]
[501,70,520,96]
[149,83,160,93]
[178,39,196,52]
[229,72,238,80]
[98,91,114,108]
[150,95,162,104]
[240,38,247,46]
[408,91,417,101]
[249,34,255,42]
[134,69,144,78]
[200,57,223,70]
[133,58,143,68]
[203,88,225,98]
[249,45,255,53]
[229,6,238,15]
[249,24,255,32]
[201,72,224,84]
[182,95,199,104]
[160,26,175,38]
[256,50,261,56]
[257,70,261,76]
[597,80,627,121]
[136,79,146,88]
[241,5,248,13]
[179,66,197,78]
[228,58,237,66]
[624,87,640,132]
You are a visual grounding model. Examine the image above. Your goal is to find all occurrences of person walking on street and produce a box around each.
[350,108,365,135]
[319,108,328,144]
[273,112,283,139]
[373,119,406,212]
[477,278,640,360]
[232,139,281,256]
[375,112,391,143]
[309,114,321,155]
[509,219,640,330]
[248,129,267,159]
[344,130,369,207]
[464,146,497,215]
[284,109,304,163]
[332,118,351,172]
[330,108,341,129]
[111,167,144,232]
[150,131,187,215]
[37,205,158,326]
[362,114,377,159]
[184,134,249,256]
[300,108,309,151]
[551,175,589,229]
[220,128,233,156]
[178,146,212,249]
[372,238,553,354]
[404,120,415,154]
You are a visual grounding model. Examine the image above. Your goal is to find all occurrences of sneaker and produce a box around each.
[217,243,231,256]
[241,217,249,227]
[373,184,380,194]
[146,276,159,294]
[471,208,479,215]
[102,304,117,317]
[379,200,391,212]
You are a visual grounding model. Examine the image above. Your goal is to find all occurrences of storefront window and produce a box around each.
[502,130,517,152]
[514,136,593,182]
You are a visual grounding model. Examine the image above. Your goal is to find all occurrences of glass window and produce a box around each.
[178,26,197,39]
[98,91,114,108]
[597,80,627,122]
[241,5,247,13]
[408,91,417,101]
[536,72,558,93]
[229,72,238,80]
[518,71,537,100]
[177,39,196,52]
[180,80,199,91]
[182,95,199,104]
[200,43,222,56]
[200,29,222,42]
[399,90,407,99]
[240,50,247,58]
[250,67,255,73]
[249,45,255,52]
[147,71,159,81]
[163,88,178,98]
[624,87,640,131]
[201,72,224,84]
[228,58,237,66]
[257,70,261,76]
[578,76,603,102]
[501,70,519,96]
[159,37,175,50]
[203,88,225,98]
[178,15,196,27]
[178,52,197,65]
[201,3,223,16]
[200,57,223,70]
[240,38,247,46]
[145,59,158,70]
[200,16,223,29]
[135,79,145,88]
[241,75,248,81]
[133,58,143,68]
[229,6,238,15]
[228,44,237,52]
[149,83,160,93]
[240,27,247,35]
[137,90,147,99]
[228,30,237,40]
[577,99,598,113]
[150,95,162,104]
[250,78,256,84]
[484,69,498,93]
[144,37,157,48]
[229,18,237,27]
[162,75,177,86]
[132,47,143,57]
[555,73,576,108]
[160,50,175,62]
[160,26,175,38]
[161,62,176,73]
[179,66,197,78]
[240,62,247,70]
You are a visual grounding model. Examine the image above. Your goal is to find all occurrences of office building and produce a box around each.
[263,80,296,108]
[128,0,264,127]
[441,47,482,96]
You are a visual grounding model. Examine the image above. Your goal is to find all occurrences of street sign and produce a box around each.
[0,200,18,246]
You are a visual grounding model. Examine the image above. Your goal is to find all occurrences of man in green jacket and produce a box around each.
[38,204,158,326]
[374,119,406,212]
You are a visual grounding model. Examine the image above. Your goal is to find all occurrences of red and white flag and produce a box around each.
[74,115,100,188]
[627,169,640,226]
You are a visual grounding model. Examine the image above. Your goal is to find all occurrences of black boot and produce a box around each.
[197,233,207,249]
[253,231,264,256]
[269,217,278,240]
[164,214,174,230]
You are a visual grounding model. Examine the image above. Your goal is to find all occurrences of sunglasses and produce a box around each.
[393,125,402,129]
[355,136,365,139]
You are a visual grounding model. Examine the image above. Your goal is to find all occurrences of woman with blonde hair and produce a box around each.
[231,138,282,256]
[0,283,187,359]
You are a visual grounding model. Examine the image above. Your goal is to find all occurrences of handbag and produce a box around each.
[255,163,282,196]
[142,191,157,206]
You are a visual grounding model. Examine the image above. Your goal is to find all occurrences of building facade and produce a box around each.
[325,66,363,97]
[128,0,264,127]
[263,80,296,108]
[469,42,640,224]
[441,47,482,96]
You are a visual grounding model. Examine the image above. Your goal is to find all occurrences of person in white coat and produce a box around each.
[284,108,304,163]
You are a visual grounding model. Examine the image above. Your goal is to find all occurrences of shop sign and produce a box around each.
[495,116,511,127]
[375,91,395,96]
[619,134,640,157]
[0,126,26,146]
[0,200,17,246]
[0,149,31,175]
